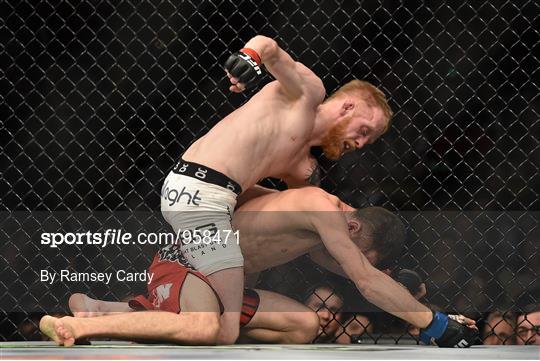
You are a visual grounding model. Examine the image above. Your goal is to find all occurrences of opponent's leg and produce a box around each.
[41,274,220,346]
[40,310,218,347]
[239,289,319,344]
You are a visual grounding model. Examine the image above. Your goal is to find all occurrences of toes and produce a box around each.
[64,337,75,347]
[55,319,78,347]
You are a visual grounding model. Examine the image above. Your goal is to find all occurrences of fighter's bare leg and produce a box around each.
[69,293,132,317]
[207,267,244,345]
[39,310,218,347]
[239,289,319,344]
[41,274,220,346]
[67,287,318,344]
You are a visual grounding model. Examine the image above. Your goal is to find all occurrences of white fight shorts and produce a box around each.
[160,158,243,275]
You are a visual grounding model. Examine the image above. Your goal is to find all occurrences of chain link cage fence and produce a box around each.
[1,0,539,345]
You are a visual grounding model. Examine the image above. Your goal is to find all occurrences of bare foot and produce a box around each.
[39,315,76,347]
[69,293,104,317]
[39,316,61,344]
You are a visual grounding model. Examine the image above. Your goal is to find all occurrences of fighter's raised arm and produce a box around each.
[225,35,325,103]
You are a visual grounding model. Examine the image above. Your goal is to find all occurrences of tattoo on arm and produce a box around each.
[306,162,321,186]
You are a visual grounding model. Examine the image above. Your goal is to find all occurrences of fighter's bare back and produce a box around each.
[233,187,350,273]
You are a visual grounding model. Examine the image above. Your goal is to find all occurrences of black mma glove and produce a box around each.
[395,268,422,295]
[224,48,263,86]
[420,311,478,348]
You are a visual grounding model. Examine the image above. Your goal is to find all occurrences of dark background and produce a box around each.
[1,0,538,342]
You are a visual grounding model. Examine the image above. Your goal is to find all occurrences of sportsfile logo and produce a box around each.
[239,53,262,75]
[161,180,201,206]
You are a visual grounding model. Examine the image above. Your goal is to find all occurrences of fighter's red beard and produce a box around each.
[321,117,352,160]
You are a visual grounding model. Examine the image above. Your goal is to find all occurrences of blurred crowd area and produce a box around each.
[302,285,540,346]
[1,0,538,343]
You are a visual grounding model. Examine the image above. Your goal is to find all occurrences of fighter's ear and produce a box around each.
[340,99,355,115]
[348,219,362,234]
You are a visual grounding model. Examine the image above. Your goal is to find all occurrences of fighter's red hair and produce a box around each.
[326,80,393,134]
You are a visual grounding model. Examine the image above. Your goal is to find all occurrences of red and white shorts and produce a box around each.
[129,246,259,327]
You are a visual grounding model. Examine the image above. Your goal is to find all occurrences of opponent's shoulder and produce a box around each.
[284,187,341,211]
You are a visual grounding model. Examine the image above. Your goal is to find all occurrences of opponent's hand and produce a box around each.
[414,283,427,300]
[395,268,425,299]
[420,311,478,348]
[224,49,263,92]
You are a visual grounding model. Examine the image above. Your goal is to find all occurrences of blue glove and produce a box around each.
[420,311,478,348]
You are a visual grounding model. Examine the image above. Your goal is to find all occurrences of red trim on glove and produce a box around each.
[240,48,262,65]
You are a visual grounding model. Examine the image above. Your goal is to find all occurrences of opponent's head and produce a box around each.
[482,311,516,345]
[321,80,393,160]
[346,207,406,269]
[305,285,344,337]
[517,304,540,345]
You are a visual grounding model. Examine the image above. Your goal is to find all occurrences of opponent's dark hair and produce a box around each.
[352,207,406,269]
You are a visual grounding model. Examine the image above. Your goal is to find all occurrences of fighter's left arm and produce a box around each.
[304,189,434,329]
[309,248,427,299]
[308,247,348,278]
[302,190,477,347]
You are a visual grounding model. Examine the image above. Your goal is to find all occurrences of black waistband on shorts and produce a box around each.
[171,158,242,195]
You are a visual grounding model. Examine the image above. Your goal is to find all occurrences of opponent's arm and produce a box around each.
[236,185,278,209]
[304,189,477,347]
[225,35,325,102]
[283,156,321,188]
[308,248,349,278]
[309,249,427,299]
[307,199,432,326]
